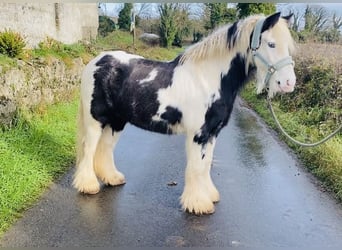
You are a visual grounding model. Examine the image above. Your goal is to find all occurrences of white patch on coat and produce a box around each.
[154,57,231,135]
[139,69,158,85]
[107,50,143,64]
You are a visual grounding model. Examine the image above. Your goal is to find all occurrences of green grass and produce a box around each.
[241,85,342,201]
[0,54,17,69]
[28,39,96,67]
[95,30,184,61]
[0,96,78,235]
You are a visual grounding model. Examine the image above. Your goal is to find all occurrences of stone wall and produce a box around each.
[0,58,85,126]
[0,3,98,47]
[0,3,99,125]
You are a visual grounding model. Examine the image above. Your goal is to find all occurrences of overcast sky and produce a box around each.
[277,3,342,15]
[102,3,342,18]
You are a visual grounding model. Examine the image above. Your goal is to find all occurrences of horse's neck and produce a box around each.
[197,49,250,85]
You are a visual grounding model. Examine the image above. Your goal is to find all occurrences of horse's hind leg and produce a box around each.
[73,118,102,194]
[94,126,125,186]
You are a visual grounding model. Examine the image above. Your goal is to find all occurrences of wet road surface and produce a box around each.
[1,98,342,247]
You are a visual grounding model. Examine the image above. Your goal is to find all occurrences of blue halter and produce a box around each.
[251,18,294,86]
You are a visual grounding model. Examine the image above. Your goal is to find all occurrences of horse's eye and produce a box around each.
[268,42,276,48]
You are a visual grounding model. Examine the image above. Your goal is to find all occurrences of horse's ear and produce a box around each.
[282,13,294,27]
[261,12,281,33]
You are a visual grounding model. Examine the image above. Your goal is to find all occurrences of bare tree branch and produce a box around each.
[332,13,342,29]
[134,3,152,18]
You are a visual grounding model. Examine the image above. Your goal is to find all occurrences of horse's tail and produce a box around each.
[76,97,85,168]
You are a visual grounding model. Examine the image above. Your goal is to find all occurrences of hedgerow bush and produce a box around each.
[240,43,342,202]
[274,43,341,130]
[0,29,26,58]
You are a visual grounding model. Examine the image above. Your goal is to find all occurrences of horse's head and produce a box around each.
[251,12,296,97]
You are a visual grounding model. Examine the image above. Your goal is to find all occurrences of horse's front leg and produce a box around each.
[203,138,220,203]
[180,134,218,215]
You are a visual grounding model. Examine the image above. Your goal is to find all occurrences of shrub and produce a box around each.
[273,43,341,131]
[35,37,94,62]
[38,37,63,51]
[0,29,26,58]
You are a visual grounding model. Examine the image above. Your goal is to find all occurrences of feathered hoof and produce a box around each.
[73,171,100,194]
[74,181,100,194]
[101,171,126,186]
[208,185,220,203]
[180,191,215,215]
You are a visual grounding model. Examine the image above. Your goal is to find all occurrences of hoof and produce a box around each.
[101,171,126,186]
[209,187,220,203]
[73,169,100,194]
[73,179,100,194]
[83,186,100,195]
[180,191,215,215]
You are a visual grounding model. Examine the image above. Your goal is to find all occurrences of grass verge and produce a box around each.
[94,30,184,61]
[241,85,342,201]
[0,96,78,235]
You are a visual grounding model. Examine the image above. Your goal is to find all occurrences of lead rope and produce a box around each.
[251,17,341,146]
[267,97,342,147]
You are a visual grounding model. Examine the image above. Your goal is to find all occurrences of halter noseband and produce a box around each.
[251,18,294,87]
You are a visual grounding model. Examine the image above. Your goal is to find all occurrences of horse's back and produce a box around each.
[82,51,143,84]
[80,50,185,134]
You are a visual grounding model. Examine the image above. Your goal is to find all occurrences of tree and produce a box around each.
[237,3,276,18]
[158,3,178,48]
[118,3,133,31]
[133,3,152,28]
[298,5,330,42]
[98,15,116,37]
[173,4,192,47]
[320,13,341,43]
[134,3,151,19]
[204,3,227,30]
[303,5,328,33]
[204,3,237,31]
[158,4,193,47]
[332,13,342,30]
[138,17,160,34]
[285,7,303,32]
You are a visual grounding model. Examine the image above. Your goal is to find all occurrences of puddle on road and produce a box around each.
[234,109,267,168]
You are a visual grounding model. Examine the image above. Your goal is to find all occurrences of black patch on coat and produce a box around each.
[282,13,293,23]
[194,53,255,146]
[249,12,281,50]
[91,55,129,131]
[90,54,181,134]
[160,106,182,125]
[261,12,281,33]
[249,31,255,49]
[227,21,238,49]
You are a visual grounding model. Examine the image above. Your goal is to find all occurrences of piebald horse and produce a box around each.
[73,12,296,214]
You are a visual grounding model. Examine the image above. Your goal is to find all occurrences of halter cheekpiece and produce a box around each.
[251,18,294,87]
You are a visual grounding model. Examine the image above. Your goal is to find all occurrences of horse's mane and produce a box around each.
[180,14,295,64]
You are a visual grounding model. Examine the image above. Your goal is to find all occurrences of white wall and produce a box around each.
[0,3,99,47]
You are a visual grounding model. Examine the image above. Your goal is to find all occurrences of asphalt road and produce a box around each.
[1,98,342,247]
